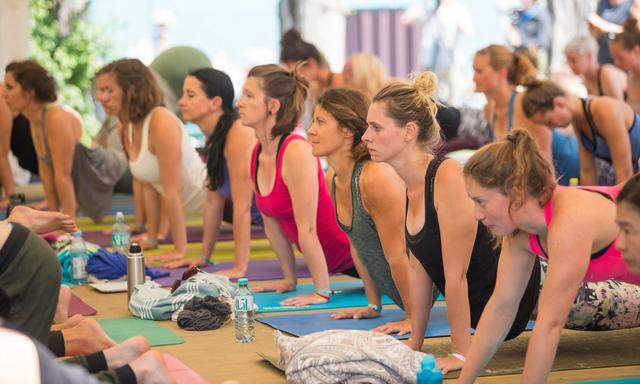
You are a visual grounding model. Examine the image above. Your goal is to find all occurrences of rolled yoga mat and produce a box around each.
[97,317,184,346]
[256,305,534,339]
[153,258,312,286]
[253,281,395,313]
[68,293,97,316]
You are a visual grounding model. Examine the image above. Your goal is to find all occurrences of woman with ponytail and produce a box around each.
[162,68,262,277]
[610,16,640,113]
[473,44,579,185]
[459,130,640,383]
[362,72,541,374]
[237,64,354,307]
[522,78,640,185]
[306,88,416,335]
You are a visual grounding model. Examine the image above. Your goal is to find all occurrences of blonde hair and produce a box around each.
[475,44,537,86]
[564,35,598,57]
[373,71,441,152]
[346,53,388,98]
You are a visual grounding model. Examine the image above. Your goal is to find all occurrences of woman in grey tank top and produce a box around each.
[307,88,416,336]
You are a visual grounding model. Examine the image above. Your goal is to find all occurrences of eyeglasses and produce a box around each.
[170,266,201,293]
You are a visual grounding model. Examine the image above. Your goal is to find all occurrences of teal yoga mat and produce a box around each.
[569,379,640,384]
[254,281,395,313]
[98,317,184,346]
[257,305,535,339]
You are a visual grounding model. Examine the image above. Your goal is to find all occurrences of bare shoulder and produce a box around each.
[434,158,464,186]
[226,120,256,149]
[149,106,179,128]
[360,161,402,190]
[46,106,80,129]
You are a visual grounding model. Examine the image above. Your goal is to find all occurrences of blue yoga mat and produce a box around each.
[257,305,535,339]
[254,281,395,313]
[569,379,640,384]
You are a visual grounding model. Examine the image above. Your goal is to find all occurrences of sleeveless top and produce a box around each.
[580,98,640,172]
[405,156,540,339]
[595,66,628,100]
[10,114,38,175]
[128,108,206,213]
[29,105,56,166]
[488,90,518,141]
[217,161,263,226]
[528,185,640,284]
[250,134,353,274]
[331,160,403,308]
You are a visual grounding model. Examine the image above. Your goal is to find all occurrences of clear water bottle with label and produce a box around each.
[112,212,130,255]
[70,230,88,284]
[234,278,255,343]
[416,354,443,384]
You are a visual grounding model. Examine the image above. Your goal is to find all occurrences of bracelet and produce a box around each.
[451,352,466,363]
[315,288,334,300]
[199,255,215,266]
[367,303,381,312]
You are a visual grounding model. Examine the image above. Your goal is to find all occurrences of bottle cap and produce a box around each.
[74,230,82,237]
[116,211,124,221]
[129,242,142,254]
[238,278,249,287]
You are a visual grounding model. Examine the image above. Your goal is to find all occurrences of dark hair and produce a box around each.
[5,60,57,103]
[95,58,163,123]
[613,16,640,50]
[316,88,371,161]
[521,78,565,118]
[248,63,309,139]
[188,68,237,191]
[279,28,322,64]
[618,173,640,210]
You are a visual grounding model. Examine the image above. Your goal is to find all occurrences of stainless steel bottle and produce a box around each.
[126,242,145,303]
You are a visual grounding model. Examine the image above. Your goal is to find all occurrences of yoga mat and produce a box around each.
[154,258,311,286]
[257,305,535,339]
[569,379,640,384]
[68,293,97,316]
[97,317,184,346]
[162,354,209,384]
[254,281,395,313]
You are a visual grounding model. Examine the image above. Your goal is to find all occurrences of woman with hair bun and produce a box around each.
[610,16,640,113]
[362,71,541,373]
[238,64,354,307]
[460,129,640,383]
[522,78,640,185]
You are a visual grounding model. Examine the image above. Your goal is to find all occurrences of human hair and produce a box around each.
[188,67,237,191]
[280,28,322,64]
[5,60,57,103]
[373,71,441,152]
[316,88,371,162]
[475,44,537,86]
[346,53,388,98]
[613,16,640,50]
[618,173,640,211]
[95,58,163,123]
[463,129,556,210]
[247,63,309,139]
[564,35,598,57]
[521,78,565,118]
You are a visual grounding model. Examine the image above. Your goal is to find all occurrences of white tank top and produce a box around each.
[128,108,205,213]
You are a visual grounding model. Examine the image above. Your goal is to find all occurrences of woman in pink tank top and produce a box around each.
[237,64,354,307]
[617,173,640,274]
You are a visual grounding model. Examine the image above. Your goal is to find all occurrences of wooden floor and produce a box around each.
[73,277,640,384]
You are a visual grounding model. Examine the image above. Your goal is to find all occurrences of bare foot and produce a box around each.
[129,350,176,384]
[103,336,150,369]
[54,285,70,323]
[62,317,116,356]
[51,314,84,331]
[8,205,77,234]
[214,267,247,280]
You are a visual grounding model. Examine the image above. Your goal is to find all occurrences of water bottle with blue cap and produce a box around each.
[416,354,443,383]
[235,278,255,343]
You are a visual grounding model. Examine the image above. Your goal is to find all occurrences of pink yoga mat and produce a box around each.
[153,258,312,286]
[68,293,97,316]
[162,354,209,384]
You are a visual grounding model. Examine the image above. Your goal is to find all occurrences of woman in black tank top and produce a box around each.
[362,72,540,374]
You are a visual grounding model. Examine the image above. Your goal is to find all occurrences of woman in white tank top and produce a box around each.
[96,59,205,262]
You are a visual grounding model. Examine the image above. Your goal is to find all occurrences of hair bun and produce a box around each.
[281,28,304,47]
[412,71,439,117]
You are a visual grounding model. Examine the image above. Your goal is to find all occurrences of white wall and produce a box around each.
[0,0,29,78]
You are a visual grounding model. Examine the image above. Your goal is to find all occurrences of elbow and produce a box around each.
[297,225,319,244]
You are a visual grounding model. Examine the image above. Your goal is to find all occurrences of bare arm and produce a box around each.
[576,124,598,185]
[46,110,78,217]
[200,189,225,260]
[601,65,628,101]
[593,99,635,183]
[458,233,537,383]
[257,213,298,290]
[0,93,15,198]
[406,251,433,351]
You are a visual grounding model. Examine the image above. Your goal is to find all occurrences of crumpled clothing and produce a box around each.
[86,248,169,280]
[177,296,232,331]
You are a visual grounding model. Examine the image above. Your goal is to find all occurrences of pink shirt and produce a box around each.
[528,186,640,284]
[251,134,353,274]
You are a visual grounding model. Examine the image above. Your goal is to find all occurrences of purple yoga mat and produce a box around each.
[69,293,97,316]
[82,226,266,247]
[153,258,311,286]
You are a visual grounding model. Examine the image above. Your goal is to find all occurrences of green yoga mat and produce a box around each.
[98,317,184,346]
[570,379,640,384]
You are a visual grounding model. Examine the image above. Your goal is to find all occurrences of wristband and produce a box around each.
[367,303,381,312]
[315,288,336,300]
[451,352,466,363]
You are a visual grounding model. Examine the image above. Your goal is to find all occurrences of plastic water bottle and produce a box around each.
[234,278,255,343]
[70,230,88,284]
[569,177,579,187]
[112,212,130,255]
[416,354,443,384]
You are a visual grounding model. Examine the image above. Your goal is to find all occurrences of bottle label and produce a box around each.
[72,256,87,279]
[112,232,130,248]
[235,296,253,312]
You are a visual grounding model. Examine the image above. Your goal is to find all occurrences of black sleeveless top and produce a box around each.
[405,156,540,340]
[10,114,38,175]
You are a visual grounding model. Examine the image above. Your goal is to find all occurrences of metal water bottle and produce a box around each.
[126,242,145,303]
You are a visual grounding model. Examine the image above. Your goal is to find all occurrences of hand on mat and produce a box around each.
[330,307,380,320]
[436,354,465,374]
[373,318,412,336]
[280,293,329,307]
[251,280,296,294]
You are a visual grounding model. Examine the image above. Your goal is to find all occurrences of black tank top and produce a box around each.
[10,114,39,175]
[405,156,540,340]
